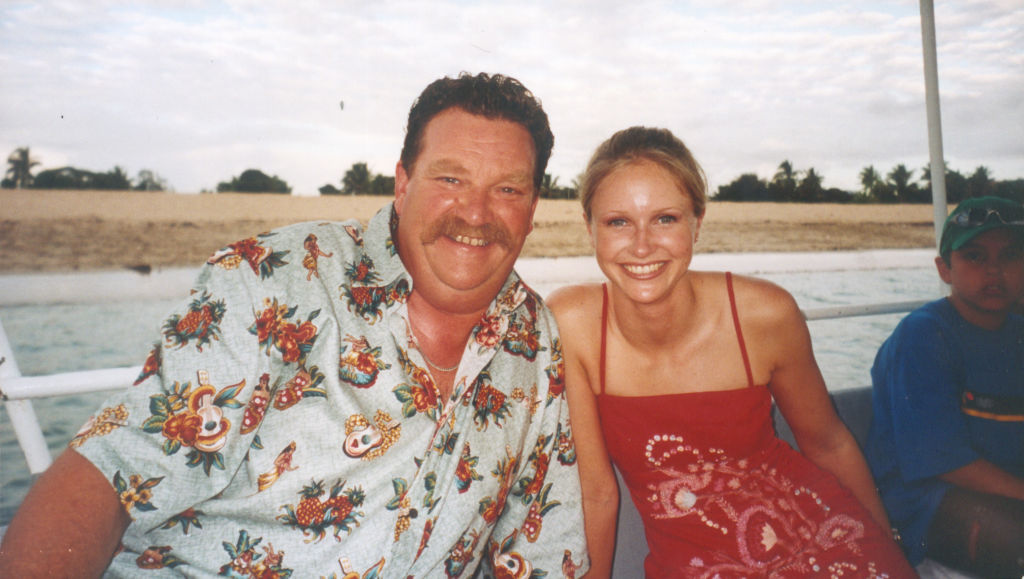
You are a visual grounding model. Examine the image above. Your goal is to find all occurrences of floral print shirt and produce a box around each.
[73,204,588,578]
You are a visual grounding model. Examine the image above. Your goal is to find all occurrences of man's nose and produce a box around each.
[456,186,490,223]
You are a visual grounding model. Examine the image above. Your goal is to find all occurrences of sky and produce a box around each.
[2,0,1022,196]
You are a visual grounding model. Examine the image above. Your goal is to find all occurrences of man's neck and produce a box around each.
[407,292,484,400]
[947,295,1010,331]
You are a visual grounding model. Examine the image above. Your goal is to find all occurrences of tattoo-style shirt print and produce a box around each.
[73,204,588,578]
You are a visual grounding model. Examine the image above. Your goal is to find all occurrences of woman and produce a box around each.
[548,127,914,578]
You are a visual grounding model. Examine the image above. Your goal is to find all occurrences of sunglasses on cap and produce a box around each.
[951,204,1024,228]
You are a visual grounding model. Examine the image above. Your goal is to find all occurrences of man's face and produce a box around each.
[936,228,1024,328]
[394,107,538,315]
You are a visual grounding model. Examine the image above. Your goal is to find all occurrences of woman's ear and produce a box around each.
[585,212,596,250]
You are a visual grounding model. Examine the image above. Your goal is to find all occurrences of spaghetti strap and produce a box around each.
[600,283,608,396]
[726,272,755,388]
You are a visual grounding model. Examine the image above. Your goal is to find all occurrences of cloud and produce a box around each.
[1,0,1021,195]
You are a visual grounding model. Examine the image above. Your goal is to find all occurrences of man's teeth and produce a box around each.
[455,235,487,247]
[624,263,662,275]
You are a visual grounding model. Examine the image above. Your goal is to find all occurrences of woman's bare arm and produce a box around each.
[748,281,893,533]
[549,286,620,578]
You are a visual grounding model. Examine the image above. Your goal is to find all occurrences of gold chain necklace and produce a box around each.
[422,354,459,373]
[408,317,459,373]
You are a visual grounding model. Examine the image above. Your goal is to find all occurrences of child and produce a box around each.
[866,196,1024,577]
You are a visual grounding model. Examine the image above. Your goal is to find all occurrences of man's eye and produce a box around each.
[1002,247,1024,261]
[440,177,459,184]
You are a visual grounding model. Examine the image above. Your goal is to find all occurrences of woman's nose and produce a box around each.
[632,227,653,255]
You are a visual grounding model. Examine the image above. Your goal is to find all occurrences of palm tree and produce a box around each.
[796,168,823,202]
[966,166,992,198]
[859,165,880,197]
[540,173,559,198]
[770,160,798,201]
[887,164,915,202]
[6,147,40,189]
[342,162,371,196]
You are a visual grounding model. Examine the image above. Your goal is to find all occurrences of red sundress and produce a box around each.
[596,274,915,578]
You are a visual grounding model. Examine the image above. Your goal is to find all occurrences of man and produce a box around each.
[866,196,1024,577]
[0,73,588,578]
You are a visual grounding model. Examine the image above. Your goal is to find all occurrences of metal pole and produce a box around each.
[920,0,948,251]
[0,318,54,474]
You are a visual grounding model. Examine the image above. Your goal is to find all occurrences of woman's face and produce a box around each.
[588,159,702,305]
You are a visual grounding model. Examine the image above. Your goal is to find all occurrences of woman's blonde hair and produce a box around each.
[579,126,707,221]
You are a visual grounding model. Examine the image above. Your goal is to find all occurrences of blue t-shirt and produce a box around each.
[866,298,1024,565]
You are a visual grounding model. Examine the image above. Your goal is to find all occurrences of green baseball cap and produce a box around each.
[940,196,1024,258]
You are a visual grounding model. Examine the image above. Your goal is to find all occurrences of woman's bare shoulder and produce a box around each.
[725,273,803,324]
[546,283,604,329]
[547,283,602,312]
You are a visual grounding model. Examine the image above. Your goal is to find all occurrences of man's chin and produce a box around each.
[439,260,517,290]
[438,271,505,293]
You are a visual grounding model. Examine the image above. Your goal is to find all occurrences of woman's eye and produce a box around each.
[607,218,627,227]
[657,215,678,224]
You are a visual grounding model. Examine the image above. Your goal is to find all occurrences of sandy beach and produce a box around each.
[1,189,941,273]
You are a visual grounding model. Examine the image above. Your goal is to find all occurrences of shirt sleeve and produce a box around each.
[885,311,979,482]
[480,309,589,578]
[72,260,273,532]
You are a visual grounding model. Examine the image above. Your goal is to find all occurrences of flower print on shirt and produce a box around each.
[249,298,319,364]
[272,365,327,410]
[339,334,391,388]
[163,291,226,351]
[114,470,163,516]
[207,233,290,279]
[140,370,245,474]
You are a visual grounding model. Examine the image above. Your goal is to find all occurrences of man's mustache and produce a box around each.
[421,215,513,249]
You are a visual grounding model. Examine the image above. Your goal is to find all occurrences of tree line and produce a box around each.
[317,162,578,199]
[714,160,1024,204]
[3,147,169,192]
[6,146,1022,203]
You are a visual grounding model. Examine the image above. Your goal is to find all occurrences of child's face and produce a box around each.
[936,228,1024,328]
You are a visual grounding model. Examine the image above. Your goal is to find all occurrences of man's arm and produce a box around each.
[940,458,1024,501]
[0,448,130,577]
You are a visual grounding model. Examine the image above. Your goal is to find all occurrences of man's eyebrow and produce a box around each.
[423,159,468,175]
[423,159,533,186]
[501,171,534,186]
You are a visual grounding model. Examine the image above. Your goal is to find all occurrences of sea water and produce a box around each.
[0,263,941,526]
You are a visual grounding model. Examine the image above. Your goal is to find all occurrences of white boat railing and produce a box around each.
[0,250,942,477]
[0,300,934,476]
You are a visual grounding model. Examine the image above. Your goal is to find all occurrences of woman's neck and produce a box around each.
[608,277,703,348]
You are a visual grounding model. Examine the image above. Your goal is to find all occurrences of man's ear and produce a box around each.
[527,192,539,235]
[935,255,953,285]
[394,162,409,215]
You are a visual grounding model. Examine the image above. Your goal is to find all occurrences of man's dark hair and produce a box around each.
[400,72,553,191]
